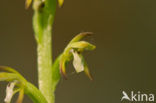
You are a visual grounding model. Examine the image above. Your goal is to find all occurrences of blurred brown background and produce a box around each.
[0,0,156,103]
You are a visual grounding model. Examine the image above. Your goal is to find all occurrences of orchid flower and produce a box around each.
[59,32,96,79]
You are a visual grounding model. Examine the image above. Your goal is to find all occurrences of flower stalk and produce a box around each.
[32,0,56,102]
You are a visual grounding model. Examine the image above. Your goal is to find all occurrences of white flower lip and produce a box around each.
[71,49,84,73]
[4,82,16,103]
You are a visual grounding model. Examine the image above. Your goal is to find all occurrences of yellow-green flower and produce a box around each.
[59,32,96,80]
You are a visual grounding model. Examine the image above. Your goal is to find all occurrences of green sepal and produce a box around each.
[0,72,23,83]
[70,32,93,43]
[0,66,20,74]
[0,66,27,86]
[81,56,93,80]
[59,55,68,79]
[69,41,96,51]
[16,89,24,103]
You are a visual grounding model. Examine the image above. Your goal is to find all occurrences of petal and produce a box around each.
[71,50,84,73]
[81,56,93,80]
[70,32,93,43]
[60,57,67,79]
[16,89,24,103]
[4,82,16,103]
[0,72,26,85]
[84,63,93,80]
[70,41,96,51]
[0,66,19,74]
[0,66,27,85]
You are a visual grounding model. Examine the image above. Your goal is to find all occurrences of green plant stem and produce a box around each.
[33,0,56,103]
[37,27,54,103]
[25,82,48,103]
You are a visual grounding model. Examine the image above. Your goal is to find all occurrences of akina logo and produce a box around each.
[121,91,155,102]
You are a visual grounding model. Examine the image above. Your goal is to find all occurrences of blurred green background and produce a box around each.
[0,0,156,103]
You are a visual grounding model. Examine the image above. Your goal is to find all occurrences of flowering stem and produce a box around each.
[32,0,56,103]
